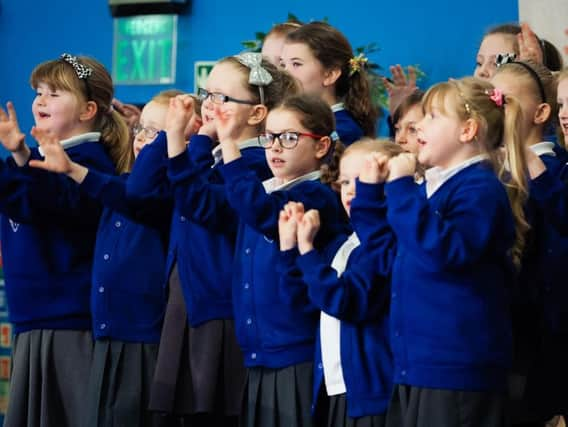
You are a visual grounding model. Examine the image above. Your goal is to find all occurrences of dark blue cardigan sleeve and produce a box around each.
[126,131,173,205]
[297,245,391,323]
[384,175,505,270]
[221,157,342,242]
[0,142,114,226]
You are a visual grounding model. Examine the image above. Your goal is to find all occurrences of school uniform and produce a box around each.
[332,103,364,146]
[513,142,568,422]
[0,133,115,427]
[75,169,170,427]
[220,158,348,427]
[290,229,393,427]
[351,157,515,427]
[127,132,270,425]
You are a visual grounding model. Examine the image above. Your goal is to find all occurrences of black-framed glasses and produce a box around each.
[258,131,324,149]
[132,124,159,140]
[197,88,256,105]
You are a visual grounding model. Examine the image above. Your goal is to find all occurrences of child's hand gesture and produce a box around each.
[0,102,26,153]
[387,153,417,181]
[383,65,418,115]
[518,22,543,65]
[359,152,389,184]
[29,127,73,174]
[197,119,217,141]
[214,105,243,163]
[29,127,89,183]
[279,201,303,251]
[166,95,195,135]
[297,209,320,255]
[166,95,194,157]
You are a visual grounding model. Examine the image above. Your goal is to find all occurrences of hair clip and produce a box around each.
[330,130,340,142]
[495,52,517,68]
[60,53,93,80]
[348,53,368,76]
[233,52,273,105]
[487,88,505,107]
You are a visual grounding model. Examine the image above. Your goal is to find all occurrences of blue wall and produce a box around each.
[0,0,518,142]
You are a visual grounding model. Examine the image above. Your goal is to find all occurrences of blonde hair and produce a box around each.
[151,89,203,118]
[494,59,557,124]
[31,55,131,174]
[423,77,529,268]
[322,138,404,188]
[218,56,300,111]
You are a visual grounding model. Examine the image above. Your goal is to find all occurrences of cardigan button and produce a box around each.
[103,254,110,261]
[98,286,105,293]
[115,221,122,228]
[401,370,407,376]
[246,318,253,325]
[244,283,250,290]
[245,248,251,255]
[251,353,257,360]
[318,363,323,370]
[180,216,186,222]
[100,323,107,330]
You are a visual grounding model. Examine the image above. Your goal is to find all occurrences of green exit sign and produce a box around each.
[113,14,177,85]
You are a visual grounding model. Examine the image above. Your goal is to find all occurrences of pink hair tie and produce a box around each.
[488,88,505,107]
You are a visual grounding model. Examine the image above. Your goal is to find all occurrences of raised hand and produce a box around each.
[112,98,141,128]
[383,65,418,115]
[29,127,73,174]
[166,95,195,158]
[297,209,321,255]
[359,152,388,184]
[214,105,244,163]
[279,201,301,251]
[166,95,195,135]
[518,22,543,65]
[387,152,417,182]
[0,102,26,152]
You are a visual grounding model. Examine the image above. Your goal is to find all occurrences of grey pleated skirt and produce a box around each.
[327,394,386,427]
[149,264,245,418]
[85,339,159,427]
[241,362,315,427]
[385,385,508,427]
[3,329,94,427]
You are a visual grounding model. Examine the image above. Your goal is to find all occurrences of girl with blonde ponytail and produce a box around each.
[350,76,526,426]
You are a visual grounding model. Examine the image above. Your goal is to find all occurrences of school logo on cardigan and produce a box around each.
[8,219,19,233]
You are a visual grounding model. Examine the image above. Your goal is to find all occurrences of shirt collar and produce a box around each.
[331,102,345,113]
[425,154,486,198]
[529,141,556,157]
[38,132,101,157]
[262,170,321,194]
[211,137,259,166]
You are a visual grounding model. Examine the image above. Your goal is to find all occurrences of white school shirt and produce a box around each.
[425,155,486,199]
[211,137,260,167]
[529,141,555,157]
[38,132,101,157]
[321,232,360,396]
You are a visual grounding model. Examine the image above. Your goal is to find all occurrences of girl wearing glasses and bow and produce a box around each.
[128,53,296,427]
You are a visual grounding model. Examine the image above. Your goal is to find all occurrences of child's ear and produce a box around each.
[315,136,332,159]
[247,104,268,126]
[323,67,342,87]
[459,118,479,143]
[80,100,98,122]
[534,103,551,125]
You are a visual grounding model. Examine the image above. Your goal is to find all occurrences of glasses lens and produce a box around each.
[280,132,299,148]
[211,93,226,104]
[197,88,208,100]
[258,133,273,148]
